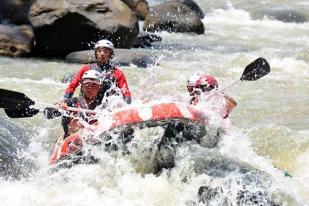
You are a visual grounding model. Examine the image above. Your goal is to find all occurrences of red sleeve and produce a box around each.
[65,65,90,95]
[113,68,131,97]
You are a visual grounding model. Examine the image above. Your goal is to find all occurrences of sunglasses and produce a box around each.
[187,86,201,95]
[187,85,215,95]
[82,82,100,89]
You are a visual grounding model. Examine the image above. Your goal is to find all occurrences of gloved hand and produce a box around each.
[43,107,62,119]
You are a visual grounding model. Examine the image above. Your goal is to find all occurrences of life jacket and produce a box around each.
[62,96,98,138]
[66,96,97,123]
[65,63,131,102]
[88,63,121,103]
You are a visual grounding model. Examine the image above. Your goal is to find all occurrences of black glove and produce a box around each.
[43,107,62,119]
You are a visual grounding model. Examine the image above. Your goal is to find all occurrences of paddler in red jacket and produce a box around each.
[64,39,132,105]
[45,70,103,138]
[186,73,237,118]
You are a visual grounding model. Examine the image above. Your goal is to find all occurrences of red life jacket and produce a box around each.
[64,63,131,100]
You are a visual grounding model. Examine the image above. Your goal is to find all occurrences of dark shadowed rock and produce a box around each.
[0,117,35,179]
[132,32,162,48]
[0,0,34,24]
[192,150,284,206]
[254,9,307,23]
[121,0,149,20]
[65,48,157,68]
[143,1,204,34]
[28,0,139,57]
[0,24,35,57]
[176,0,204,19]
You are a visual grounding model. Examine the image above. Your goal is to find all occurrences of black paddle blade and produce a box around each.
[240,57,270,81]
[4,107,40,118]
[0,89,39,118]
[0,88,35,109]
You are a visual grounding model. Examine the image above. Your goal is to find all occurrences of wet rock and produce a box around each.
[198,186,282,206]
[143,1,204,34]
[132,32,162,48]
[0,0,34,24]
[65,48,157,68]
[0,117,35,179]
[121,0,149,20]
[0,24,35,57]
[192,151,261,178]
[192,150,283,206]
[176,0,205,19]
[28,0,139,57]
[198,186,228,205]
[236,190,281,206]
[254,9,307,23]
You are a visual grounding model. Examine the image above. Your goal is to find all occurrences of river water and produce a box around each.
[0,0,308,205]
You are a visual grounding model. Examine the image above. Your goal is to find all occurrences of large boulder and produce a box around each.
[0,0,34,24]
[143,1,204,34]
[132,32,162,48]
[65,48,157,68]
[28,0,139,57]
[121,0,149,20]
[0,24,35,57]
[190,150,285,206]
[176,0,204,19]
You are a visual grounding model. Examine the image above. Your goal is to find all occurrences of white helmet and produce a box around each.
[82,70,102,85]
[187,73,202,87]
[187,73,218,95]
[94,39,114,51]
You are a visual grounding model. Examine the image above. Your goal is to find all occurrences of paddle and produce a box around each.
[220,57,271,93]
[0,88,96,118]
[240,57,270,81]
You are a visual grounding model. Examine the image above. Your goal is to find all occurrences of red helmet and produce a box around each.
[187,73,218,95]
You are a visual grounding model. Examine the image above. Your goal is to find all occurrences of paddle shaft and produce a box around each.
[219,57,270,93]
[219,79,241,94]
[48,104,97,115]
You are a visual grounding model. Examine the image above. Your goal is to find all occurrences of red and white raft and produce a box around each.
[49,102,214,165]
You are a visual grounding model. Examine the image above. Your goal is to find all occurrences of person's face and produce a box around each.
[95,47,113,64]
[82,81,100,99]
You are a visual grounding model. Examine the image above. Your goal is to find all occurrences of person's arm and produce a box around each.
[224,95,237,117]
[114,68,132,104]
[64,65,89,100]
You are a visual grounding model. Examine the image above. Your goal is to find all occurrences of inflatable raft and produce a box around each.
[49,102,223,165]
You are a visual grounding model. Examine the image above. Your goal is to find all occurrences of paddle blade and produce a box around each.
[240,58,270,81]
[4,107,40,118]
[0,89,35,109]
[0,89,39,118]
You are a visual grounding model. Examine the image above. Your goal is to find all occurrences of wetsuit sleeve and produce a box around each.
[114,68,132,104]
[64,65,89,99]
